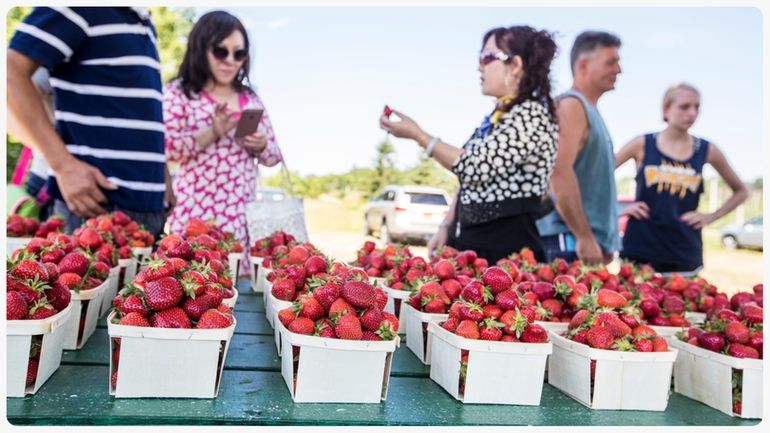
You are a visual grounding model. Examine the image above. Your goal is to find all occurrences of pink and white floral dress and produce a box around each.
[163,79,282,276]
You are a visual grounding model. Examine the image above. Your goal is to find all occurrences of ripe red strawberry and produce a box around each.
[633,338,654,352]
[740,304,763,325]
[328,298,354,317]
[380,311,399,333]
[482,304,503,320]
[7,291,28,320]
[639,299,661,318]
[28,300,58,320]
[196,309,232,329]
[359,307,383,332]
[271,278,296,301]
[597,289,627,309]
[460,280,492,305]
[724,321,750,344]
[479,318,503,341]
[120,312,150,327]
[278,308,297,328]
[304,255,327,276]
[482,267,513,295]
[440,279,462,299]
[44,283,71,311]
[341,280,376,309]
[142,258,176,282]
[11,259,49,281]
[586,326,614,349]
[633,325,657,338]
[458,302,484,322]
[520,323,548,343]
[362,330,383,341]
[697,332,725,352]
[532,282,555,301]
[77,227,103,251]
[335,314,363,340]
[151,307,191,328]
[541,299,563,318]
[594,311,632,338]
[422,296,446,314]
[727,343,759,359]
[144,277,184,310]
[455,319,480,340]
[374,288,388,310]
[748,331,763,357]
[494,289,520,311]
[652,337,668,352]
[569,309,591,330]
[312,283,341,311]
[182,296,213,321]
[295,295,324,321]
[26,358,39,386]
[441,317,459,332]
[571,328,589,344]
[434,259,456,281]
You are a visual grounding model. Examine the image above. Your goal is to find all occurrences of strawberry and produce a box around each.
[315,318,337,338]
[328,298,354,317]
[278,308,297,328]
[341,280,376,308]
[460,281,492,305]
[633,338,654,352]
[144,277,184,310]
[748,331,763,357]
[586,326,614,349]
[11,259,49,281]
[652,337,669,352]
[362,331,383,341]
[727,343,759,359]
[434,259,456,281]
[304,255,327,276]
[78,227,103,251]
[597,289,627,309]
[120,312,150,327]
[740,304,763,325]
[541,299,564,318]
[594,311,632,338]
[520,323,548,343]
[724,321,751,344]
[458,302,484,322]
[482,266,512,294]
[632,325,657,338]
[271,278,296,301]
[335,314,363,340]
[142,258,176,282]
[196,309,232,329]
[28,300,58,320]
[26,358,39,387]
[455,319,480,340]
[119,293,149,315]
[17,279,48,306]
[482,304,503,320]
[374,288,388,310]
[151,307,191,328]
[532,282,555,301]
[295,295,325,321]
[7,291,28,320]
[312,283,341,311]
[441,317,459,332]
[479,318,503,341]
[182,295,213,321]
[697,332,725,352]
[569,309,591,330]
[494,290,520,311]
[639,299,661,318]
[359,307,383,332]
[380,311,399,333]
[44,283,71,311]
[287,246,310,265]
[422,296,446,314]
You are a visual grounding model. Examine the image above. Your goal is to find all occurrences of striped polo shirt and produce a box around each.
[9,7,165,212]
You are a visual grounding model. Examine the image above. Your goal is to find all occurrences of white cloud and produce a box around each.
[267,17,293,30]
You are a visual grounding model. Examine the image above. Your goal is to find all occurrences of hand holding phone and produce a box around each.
[234,108,264,138]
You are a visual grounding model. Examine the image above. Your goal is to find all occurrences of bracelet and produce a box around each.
[425,136,440,157]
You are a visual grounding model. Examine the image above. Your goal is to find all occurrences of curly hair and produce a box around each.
[176,11,253,98]
[483,26,558,119]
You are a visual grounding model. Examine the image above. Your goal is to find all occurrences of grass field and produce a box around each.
[303,196,763,296]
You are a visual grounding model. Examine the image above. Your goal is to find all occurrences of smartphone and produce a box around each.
[234,108,264,138]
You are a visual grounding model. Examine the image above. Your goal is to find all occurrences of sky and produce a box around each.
[195,6,763,181]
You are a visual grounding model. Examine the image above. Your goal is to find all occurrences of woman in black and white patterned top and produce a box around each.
[380,26,558,263]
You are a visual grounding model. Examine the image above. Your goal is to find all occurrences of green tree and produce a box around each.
[371,140,396,196]
[5,7,194,182]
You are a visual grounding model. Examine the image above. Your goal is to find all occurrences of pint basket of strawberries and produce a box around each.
[107,255,237,398]
[7,253,73,397]
[6,215,65,255]
[276,274,399,403]
[670,298,763,419]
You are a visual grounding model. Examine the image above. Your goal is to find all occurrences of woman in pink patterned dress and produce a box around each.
[163,11,282,277]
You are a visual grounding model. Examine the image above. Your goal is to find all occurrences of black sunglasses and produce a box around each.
[211,46,248,62]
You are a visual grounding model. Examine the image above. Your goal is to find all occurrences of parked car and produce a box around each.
[364,185,450,243]
[720,216,763,250]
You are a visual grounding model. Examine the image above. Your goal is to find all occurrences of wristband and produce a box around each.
[425,136,440,157]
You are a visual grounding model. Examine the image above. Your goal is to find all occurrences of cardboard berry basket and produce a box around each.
[221,289,239,309]
[119,257,138,290]
[374,283,409,335]
[130,246,153,275]
[63,279,109,350]
[228,252,243,281]
[107,311,236,398]
[249,255,266,293]
[402,303,448,364]
[547,331,678,411]
[684,311,707,326]
[535,321,568,334]
[670,337,762,419]
[98,265,122,317]
[6,237,33,257]
[7,304,73,397]
[429,321,552,405]
[277,320,399,403]
[650,325,688,337]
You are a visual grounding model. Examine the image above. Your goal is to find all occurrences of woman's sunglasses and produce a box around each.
[479,50,511,66]
[211,46,248,62]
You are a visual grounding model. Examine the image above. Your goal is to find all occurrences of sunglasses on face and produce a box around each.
[479,50,510,66]
[211,46,248,62]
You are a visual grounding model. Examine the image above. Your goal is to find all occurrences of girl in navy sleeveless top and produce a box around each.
[614,83,748,273]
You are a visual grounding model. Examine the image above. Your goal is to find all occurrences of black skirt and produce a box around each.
[447,212,545,264]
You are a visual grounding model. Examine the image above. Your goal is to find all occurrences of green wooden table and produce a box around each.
[7,281,760,426]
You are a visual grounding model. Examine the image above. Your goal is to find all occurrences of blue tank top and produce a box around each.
[536,90,620,253]
[621,133,709,267]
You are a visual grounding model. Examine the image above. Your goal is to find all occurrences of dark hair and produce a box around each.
[483,26,558,119]
[177,11,253,98]
[569,31,622,75]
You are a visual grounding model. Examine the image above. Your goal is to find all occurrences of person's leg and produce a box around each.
[52,199,84,233]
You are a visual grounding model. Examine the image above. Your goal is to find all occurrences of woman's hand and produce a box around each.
[621,201,650,220]
[680,211,714,229]
[379,109,426,142]
[428,225,449,258]
[241,129,267,156]
[212,102,238,139]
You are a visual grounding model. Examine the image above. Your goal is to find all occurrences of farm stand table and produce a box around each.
[7,280,759,426]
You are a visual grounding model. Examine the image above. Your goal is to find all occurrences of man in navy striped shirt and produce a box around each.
[8,7,172,237]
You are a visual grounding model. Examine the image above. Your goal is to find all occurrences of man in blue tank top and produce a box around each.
[537,31,622,265]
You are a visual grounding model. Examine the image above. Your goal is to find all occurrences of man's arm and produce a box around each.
[549,97,604,264]
[7,49,115,216]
